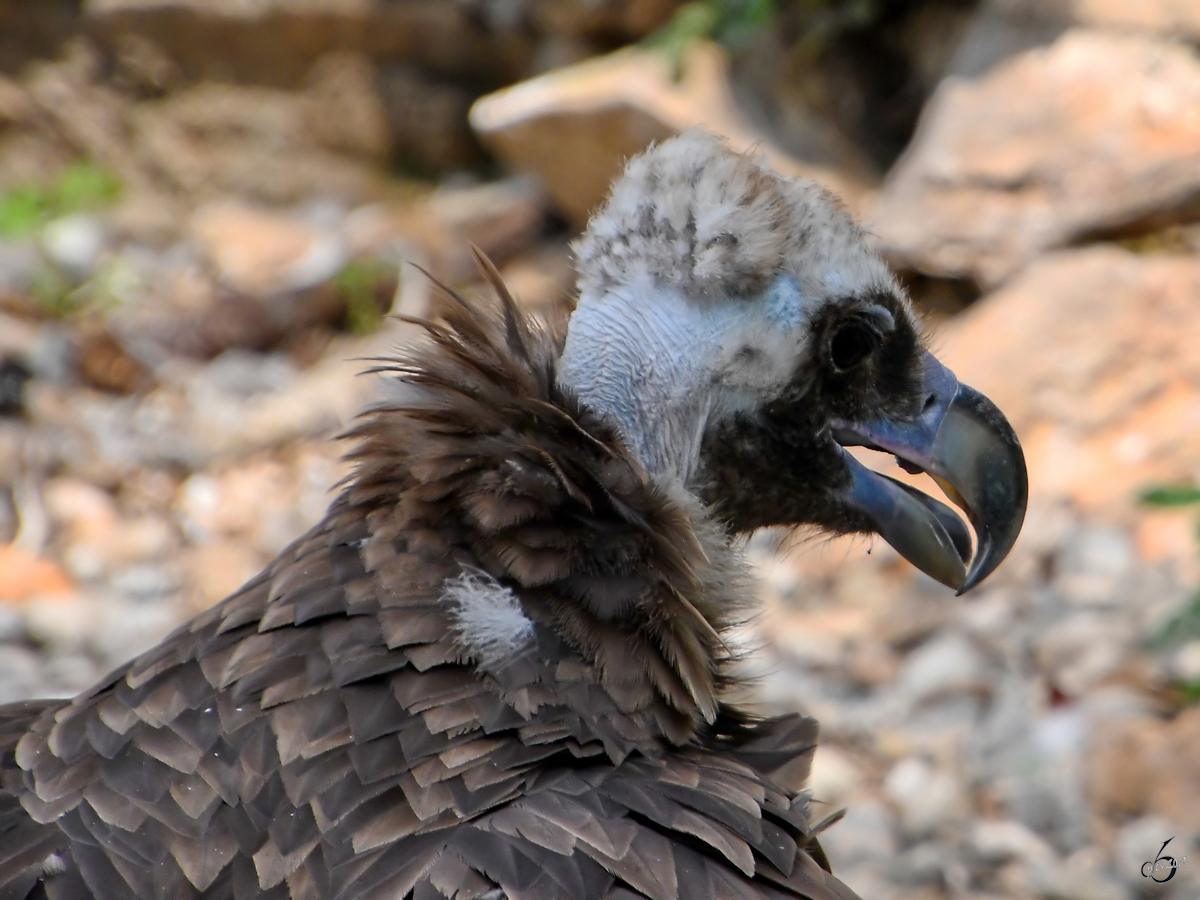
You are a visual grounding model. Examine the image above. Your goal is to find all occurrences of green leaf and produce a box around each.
[1149,591,1200,650]
[715,0,777,45]
[53,161,121,213]
[1140,484,1200,507]
[0,187,49,238]
[336,259,394,335]
[29,265,74,316]
[645,2,722,51]
[1179,678,1200,705]
[0,161,121,240]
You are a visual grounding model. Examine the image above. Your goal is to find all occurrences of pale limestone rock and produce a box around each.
[189,202,344,296]
[806,745,863,804]
[1035,612,1129,697]
[885,755,968,837]
[996,0,1200,43]
[870,30,1200,286]
[896,632,987,704]
[935,248,1200,518]
[343,177,549,290]
[470,41,865,227]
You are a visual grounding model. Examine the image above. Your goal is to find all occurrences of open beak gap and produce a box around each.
[834,353,1028,594]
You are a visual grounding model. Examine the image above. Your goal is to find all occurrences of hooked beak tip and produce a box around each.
[834,355,1028,594]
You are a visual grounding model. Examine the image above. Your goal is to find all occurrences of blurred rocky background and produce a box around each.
[0,0,1199,896]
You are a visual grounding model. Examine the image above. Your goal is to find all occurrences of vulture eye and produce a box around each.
[829,321,878,373]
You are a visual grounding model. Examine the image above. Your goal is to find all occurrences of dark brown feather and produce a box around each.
[0,269,856,899]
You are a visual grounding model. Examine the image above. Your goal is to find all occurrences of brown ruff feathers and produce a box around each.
[0,256,856,900]
[349,252,739,733]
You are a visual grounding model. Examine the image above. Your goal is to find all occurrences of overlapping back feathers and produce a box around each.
[0,258,857,900]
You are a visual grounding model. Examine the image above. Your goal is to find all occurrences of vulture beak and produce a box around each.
[832,352,1028,594]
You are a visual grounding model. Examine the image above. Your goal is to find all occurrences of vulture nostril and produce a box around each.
[922,393,938,413]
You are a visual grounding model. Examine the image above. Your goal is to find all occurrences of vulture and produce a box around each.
[0,131,1027,900]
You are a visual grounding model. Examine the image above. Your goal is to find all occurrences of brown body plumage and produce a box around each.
[0,131,1027,899]
[0,263,853,899]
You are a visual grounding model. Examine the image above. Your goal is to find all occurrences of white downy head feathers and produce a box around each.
[558,129,901,482]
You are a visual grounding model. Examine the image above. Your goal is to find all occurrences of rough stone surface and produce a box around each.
[870,30,1200,286]
[190,202,345,296]
[934,247,1200,514]
[344,176,550,290]
[470,41,865,226]
[992,0,1200,44]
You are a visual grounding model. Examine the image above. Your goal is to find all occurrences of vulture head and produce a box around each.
[558,130,1026,593]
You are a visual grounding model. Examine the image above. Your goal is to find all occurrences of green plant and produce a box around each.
[1142,485,1200,508]
[646,0,777,65]
[0,187,46,238]
[645,0,892,62]
[0,161,121,239]
[28,266,74,316]
[335,259,395,335]
[1142,483,1200,702]
[54,161,121,212]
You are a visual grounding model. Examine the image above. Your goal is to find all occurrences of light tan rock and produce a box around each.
[500,241,574,310]
[42,477,175,579]
[993,0,1200,42]
[15,39,386,219]
[870,30,1200,286]
[190,202,344,296]
[1153,706,1200,832]
[470,41,866,227]
[935,247,1200,516]
[0,545,74,604]
[773,606,872,669]
[1069,0,1200,40]
[1087,705,1200,833]
[176,447,346,555]
[43,478,120,539]
[1035,613,1129,696]
[885,755,969,837]
[23,40,162,198]
[300,52,390,161]
[807,745,864,804]
[181,541,266,612]
[343,177,549,289]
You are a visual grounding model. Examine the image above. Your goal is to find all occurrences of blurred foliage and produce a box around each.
[1118,225,1200,256]
[1142,485,1200,508]
[1142,483,1200,703]
[335,259,395,335]
[1180,678,1200,706]
[1152,593,1200,651]
[647,0,773,56]
[647,0,887,58]
[0,161,122,317]
[0,161,121,239]
[30,266,75,317]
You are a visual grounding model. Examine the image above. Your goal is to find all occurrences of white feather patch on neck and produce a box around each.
[442,568,534,669]
[42,854,68,877]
